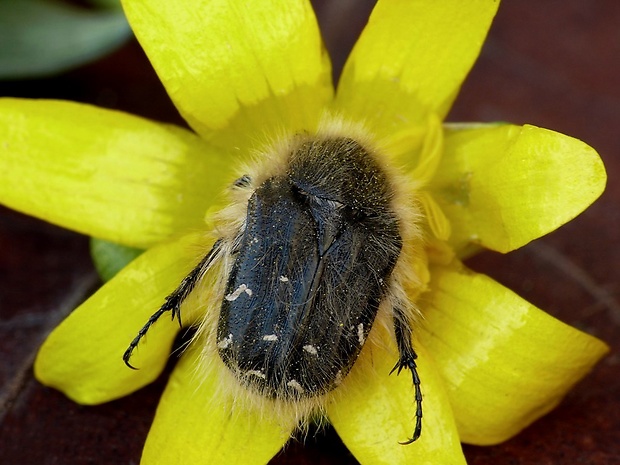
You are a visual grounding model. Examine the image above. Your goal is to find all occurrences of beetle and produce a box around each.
[124,129,423,444]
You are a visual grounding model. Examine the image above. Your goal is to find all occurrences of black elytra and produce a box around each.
[124,136,423,443]
[218,138,401,398]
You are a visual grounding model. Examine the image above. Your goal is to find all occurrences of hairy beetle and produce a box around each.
[124,129,423,444]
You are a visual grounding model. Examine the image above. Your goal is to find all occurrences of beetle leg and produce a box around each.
[390,308,423,444]
[123,239,223,369]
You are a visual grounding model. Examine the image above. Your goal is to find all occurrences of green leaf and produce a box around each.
[90,237,144,282]
[87,0,123,9]
[0,0,131,79]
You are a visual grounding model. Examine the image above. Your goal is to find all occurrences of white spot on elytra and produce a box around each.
[225,284,253,301]
[357,323,365,345]
[302,344,319,355]
[247,370,266,379]
[217,333,233,349]
[303,344,318,355]
[279,275,289,282]
[262,334,278,342]
[335,370,343,385]
[287,379,304,393]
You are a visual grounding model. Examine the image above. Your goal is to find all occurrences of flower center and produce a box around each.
[383,114,452,243]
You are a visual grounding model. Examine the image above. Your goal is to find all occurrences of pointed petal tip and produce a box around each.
[421,263,609,445]
[433,123,608,254]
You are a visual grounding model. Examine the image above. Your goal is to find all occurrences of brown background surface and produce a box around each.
[1,1,618,463]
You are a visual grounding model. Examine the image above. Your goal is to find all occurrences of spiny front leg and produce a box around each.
[123,239,223,369]
[390,308,423,444]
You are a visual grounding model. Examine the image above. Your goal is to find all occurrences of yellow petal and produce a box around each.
[123,0,333,152]
[429,123,607,254]
[327,327,466,465]
[141,347,291,465]
[335,0,498,138]
[419,264,609,445]
[35,233,214,404]
[0,98,229,248]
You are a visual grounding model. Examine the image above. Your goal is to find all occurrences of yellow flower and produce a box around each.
[0,0,609,464]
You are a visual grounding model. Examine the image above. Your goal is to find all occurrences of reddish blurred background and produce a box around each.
[0,1,618,463]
